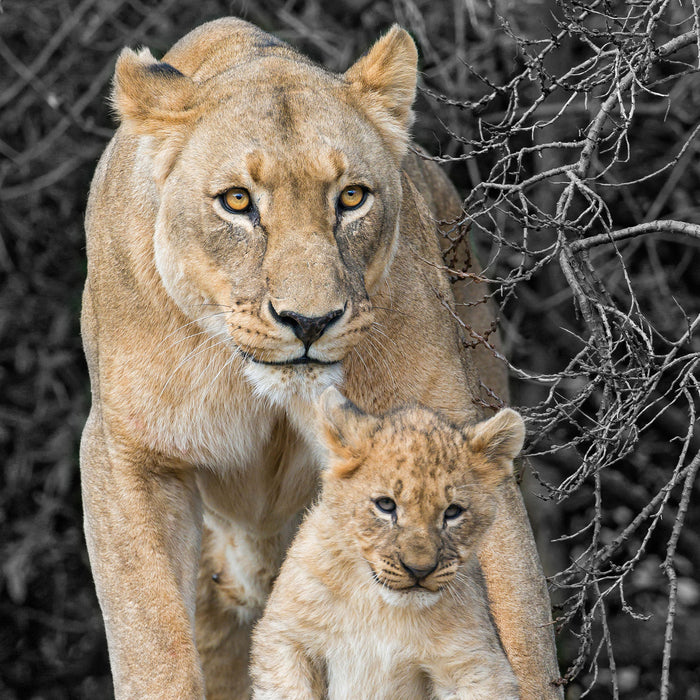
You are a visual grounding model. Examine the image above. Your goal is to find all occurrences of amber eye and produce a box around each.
[374,497,396,514]
[220,187,251,213]
[338,185,367,211]
[444,504,464,521]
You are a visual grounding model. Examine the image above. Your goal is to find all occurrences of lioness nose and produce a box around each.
[400,559,438,581]
[269,303,344,349]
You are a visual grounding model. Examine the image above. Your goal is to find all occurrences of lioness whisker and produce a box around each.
[157,335,231,401]
[163,328,217,354]
[371,305,420,320]
[152,311,233,354]
[362,334,399,396]
[201,347,242,396]
[190,338,241,388]
[352,347,372,379]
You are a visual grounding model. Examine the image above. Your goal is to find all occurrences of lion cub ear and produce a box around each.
[316,387,375,479]
[111,47,202,183]
[344,25,418,163]
[466,408,526,482]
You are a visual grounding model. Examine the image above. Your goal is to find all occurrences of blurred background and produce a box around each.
[1,1,699,698]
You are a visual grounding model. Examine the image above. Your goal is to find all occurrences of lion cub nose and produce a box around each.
[400,559,438,581]
[269,303,344,349]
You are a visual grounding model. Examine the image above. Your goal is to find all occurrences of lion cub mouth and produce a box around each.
[370,567,444,597]
[371,571,443,609]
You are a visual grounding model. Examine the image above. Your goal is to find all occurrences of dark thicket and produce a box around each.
[1,1,698,698]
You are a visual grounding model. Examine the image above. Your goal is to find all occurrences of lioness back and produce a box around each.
[250,387,523,700]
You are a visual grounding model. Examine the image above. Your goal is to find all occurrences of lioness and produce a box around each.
[251,388,522,700]
[80,17,561,699]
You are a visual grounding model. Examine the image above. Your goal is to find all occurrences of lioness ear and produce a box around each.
[111,47,201,183]
[468,408,525,477]
[344,25,418,162]
[316,387,373,478]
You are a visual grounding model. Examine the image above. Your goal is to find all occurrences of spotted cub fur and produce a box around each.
[250,387,523,699]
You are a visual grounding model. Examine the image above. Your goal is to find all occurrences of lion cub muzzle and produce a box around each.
[399,558,438,581]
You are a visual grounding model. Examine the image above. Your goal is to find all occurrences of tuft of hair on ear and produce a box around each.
[316,387,372,479]
[466,408,526,480]
[344,25,418,163]
[111,47,203,183]
[111,48,199,133]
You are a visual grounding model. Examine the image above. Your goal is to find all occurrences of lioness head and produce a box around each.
[316,387,525,607]
[110,21,417,400]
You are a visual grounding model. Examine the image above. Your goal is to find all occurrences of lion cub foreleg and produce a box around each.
[250,628,325,700]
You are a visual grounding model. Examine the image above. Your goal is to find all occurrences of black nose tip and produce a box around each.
[400,560,438,581]
[269,303,344,349]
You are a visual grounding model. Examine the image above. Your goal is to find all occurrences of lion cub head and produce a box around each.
[316,388,525,606]
[109,20,419,400]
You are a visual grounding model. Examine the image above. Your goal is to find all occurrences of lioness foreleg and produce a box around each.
[478,481,562,700]
[194,512,303,699]
[80,414,204,699]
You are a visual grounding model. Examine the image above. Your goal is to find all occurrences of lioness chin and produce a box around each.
[80,17,562,700]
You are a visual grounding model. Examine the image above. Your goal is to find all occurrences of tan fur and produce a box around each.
[80,17,562,699]
[251,389,522,699]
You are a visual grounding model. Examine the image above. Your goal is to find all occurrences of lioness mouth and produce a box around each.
[243,350,340,368]
[254,356,340,367]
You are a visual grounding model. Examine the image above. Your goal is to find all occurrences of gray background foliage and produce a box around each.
[1,1,699,698]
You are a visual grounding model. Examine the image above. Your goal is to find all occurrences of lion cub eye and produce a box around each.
[338,185,367,211]
[444,504,464,521]
[374,497,396,514]
[220,187,251,213]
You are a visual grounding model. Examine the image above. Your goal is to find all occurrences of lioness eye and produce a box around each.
[220,187,251,213]
[338,185,367,211]
[444,504,464,521]
[374,497,396,514]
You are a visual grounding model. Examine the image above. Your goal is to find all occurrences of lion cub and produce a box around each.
[250,387,522,699]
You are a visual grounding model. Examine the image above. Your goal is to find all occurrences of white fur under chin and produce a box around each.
[242,360,344,458]
[243,361,343,408]
[376,585,441,609]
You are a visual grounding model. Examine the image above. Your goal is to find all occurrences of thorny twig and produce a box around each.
[420,0,700,694]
